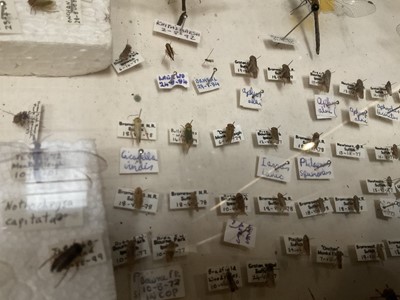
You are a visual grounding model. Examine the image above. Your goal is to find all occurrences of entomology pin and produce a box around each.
[126,239,136,266]
[203,48,214,64]
[128,109,143,144]
[181,120,193,153]
[176,11,187,26]
[137,149,144,166]
[188,191,199,211]
[234,193,246,215]
[134,187,144,209]
[354,79,365,99]
[226,270,238,292]
[321,69,331,92]
[165,239,177,262]
[336,250,344,269]
[352,195,360,213]
[247,55,259,79]
[391,144,399,159]
[225,122,235,143]
[207,67,218,86]
[0,1,6,19]
[169,71,178,84]
[376,244,386,261]
[316,197,326,213]
[385,81,393,96]
[265,263,276,287]
[326,100,339,107]
[270,127,280,145]
[28,0,56,12]
[277,192,287,212]
[303,235,311,256]
[119,41,132,61]
[165,43,175,61]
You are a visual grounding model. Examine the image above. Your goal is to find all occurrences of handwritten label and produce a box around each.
[119,148,159,174]
[339,81,357,97]
[25,101,42,143]
[132,265,185,300]
[219,193,250,214]
[112,51,144,74]
[366,179,394,194]
[157,72,189,89]
[376,103,400,121]
[334,196,367,213]
[270,34,295,46]
[168,128,199,145]
[111,234,151,266]
[335,142,366,159]
[234,59,249,75]
[379,198,400,218]
[207,264,242,292]
[153,19,201,43]
[113,188,159,214]
[256,156,291,183]
[267,66,295,81]
[246,260,279,284]
[240,86,263,110]
[316,245,341,264]
[169,190,208,210]
[117,121,157,140]
[65,0,82,24]
[309,70,324,87]
[152,234,187,260]
[297,156,334,180]
[256,129,282,146]
[349,107,368,125]
[283,235,304,255]
[257,195,295,214]
[0,0,21,33]
[315,95,337,119]
[298,197,333,217]
[387,240,400,257]
[355,243,385,261]
[375,146,394,161]
[193,76,220,93]
[293,133,326,153]
[212,125,244,146]
[223,219,256,249]
[370,86,387,99]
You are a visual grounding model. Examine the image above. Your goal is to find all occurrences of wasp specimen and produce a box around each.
[321,69,331,92]
[234,193,246,214]
[188,191,199,211]
[376,244,386,261]
[277,192,287,212]
[225,122,235,143]
[354,79,365,99]
[352,195,360,213]
[247,55,259,78]
[128,109,143,145]
[181,120,194,153]
[134,187,144,209]
[303,235,311,256]
[265,263,276,287]
[336,250,344,269]
[165,239,177,262]
[226,269,238,292]
[165,43,175,61]
[119,42,132,61]
[28,0,55,12]
[391,144,399,159]
[270,127,280,145]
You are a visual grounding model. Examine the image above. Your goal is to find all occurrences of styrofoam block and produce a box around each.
[0,0,112,76]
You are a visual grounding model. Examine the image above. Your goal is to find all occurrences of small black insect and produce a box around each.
[165,43,175,61]
[13,111,31,127]
[119,42,132,61]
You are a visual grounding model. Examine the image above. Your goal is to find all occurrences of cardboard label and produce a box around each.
[335,142,367,159]
[169,190,208,210]
[256,156,291,183]
[370,86,387,99]
[333,196,367,213]
[257,196,295,214]
[207,264,242,292]
[153,19,201,43]
[379,198,400,218]
[168,128,199,146]
[366,179,394,194]
[387,239,400,257]
[219,193,250,214]
[339,81,357,97]
[112,51,144,74]
[193,76,220,93]
[349,107,368,125]
[297,156,334,180]
[315,95,337,119]
[65,0,82,24]
[240,86,264,110]
[119,148,159,174]
[157,72,189,89]
[309,70,324,87]
[233,59,249,75]
[111,234,151,266]
[298,197,333,217]
[223,219,256,249]
[374,146,394,161]
[113,188,158,213]
[267,67,295,81]
[355,243,385,261]
[255,129,282,146]
[0,0,21,33]
[152,234,187,260]
[117,121,157,140]
[246,260,279,284]
[376,104,400,122]
[270,34,296,45]
[316,244,341,264]
[212,125,244,146]
[283,235,304,255]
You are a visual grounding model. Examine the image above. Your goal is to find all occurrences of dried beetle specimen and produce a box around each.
[247,55,259,78]
[165,43,175,61]
[129,109,143,144]
[376,244,386,261]
[265,263,276,287]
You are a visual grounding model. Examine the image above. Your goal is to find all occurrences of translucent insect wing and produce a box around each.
[339,0,376,18]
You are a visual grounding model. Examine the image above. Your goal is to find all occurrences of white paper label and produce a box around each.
[193,76,220,93]
[223,219,256,249]
[168,128,199,145]
[240,86,264,110]
[65,0,82,24]
[132,265,185,300]
[25,101,42,143]
[297,156,334,180]
[270,34,295,46]
[119,148,159,174]
[355,243,384,261]
[0,0,21,33]
[112,52,145,74]
[256,156,291,183]
[293,133,326,154]
[212,125,244,146]
[298,198,333,217]
[283,235,304,255]
[257,196,295,214]
[370,86,387,99]
[379,198,400,218]
[374,146,394,161]
[267,67,295,81]
[339,81,357,96]
[113,188,159,213]
[366,179,394,194]
[309,70,324,86]
[376,103,400,122]
[387,240,400,257]
[117,121,157,140]
[219,193,250,214]
[333,196,367,213]
[153,19,201,43]
[234,59,249,75]
[157,72,189,89]
[349,106,368,125]
[255,129,282,146]
[152,234,187,260]
[316,245,341,264]
[315,95,337,119]
[207,264,242,292]
[246,261,278,284]
[169,190,208,210]
[335,142,366,159]
[111,234,151,266]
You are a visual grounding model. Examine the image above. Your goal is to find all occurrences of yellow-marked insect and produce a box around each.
[225,122,235,143]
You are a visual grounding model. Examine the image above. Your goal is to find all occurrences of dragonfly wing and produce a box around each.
[340,0,376,18]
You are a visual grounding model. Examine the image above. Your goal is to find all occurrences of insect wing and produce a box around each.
[133,117,142,144]
[338,0,376,18]
[51,243,83,273]
[119,44,132,61]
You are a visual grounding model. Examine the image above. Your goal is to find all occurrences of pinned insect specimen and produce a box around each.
[126,239,136,266]
[352,195,360,213]
[354,79,365,99]
[280,61,293,84]
[165,43,175,61]
[177,11,187,26]
[316,197,326,213]
[374,285,400,300]
[203,48,214,64]
[128,109,143,144]
[265,263,276,287]
[376,244,386,261]
[188,191,199,211]
[336,250,344,269]
[225,122,235,143]
[40,243,83,287]
[0,108,31,128]
[28,0,56,12]
[321,69,331,92]
[247,55,259,78]
[234,193,246,214]
[165,239,177,262]
[323,0,376,18]
[303,235,311,256]
[277,192,287,212]
[181,120,193,153]
[134,187,144,209]
[391,144,399,159]
[386,176,393,188]
[119,42,132,61]
[270,127,280,145]
[226,270,238,292]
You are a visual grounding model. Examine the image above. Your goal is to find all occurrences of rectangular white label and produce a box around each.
[293,133,326,154]
[256,156,291,183]
[370,86,386,99]
[309,70,324,87]
[0,0,21,33]
[168,128,199,145]
[339,81,357,96]
[223,219,256,249]
[333,196,367,213]
[366,179,394,194]
[376,103,400,122]
[112,51,144,74]
[117,121,157,140]
[297,156,334,180]
[212,124,244,146]
[374,146,394,161]
[257,196,295,214]
[379,198,400,218]
[270,34,296,45]
[240,86,264,110]
[169,189,208,210]
[152,234,187,261]
[157,72,189,89]
[349,106,368,125]
[111,234,151,266]
[120,148,159,174]
[246,260,279,284]
[267,67,295,81]
[234,59,249,75]
[219,193,250,214]
[316,245,342,264]
[207,264,242,292]
[283,235,304,255]
[335,142,367,159]
[387,240,400,257]
[153,19,201,43]
[113,188,158,213]
[315,95,337,119]
[64,0,82,24]
[298,198,333,217]
[355,243,384,262]
[193,77,220,93]
[255,129,282,146]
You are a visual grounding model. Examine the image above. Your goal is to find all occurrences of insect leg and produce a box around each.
[54,267,71,288]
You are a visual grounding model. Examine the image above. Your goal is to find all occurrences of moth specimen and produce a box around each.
[247,55,259,78]
[225,122,235,143]
[134,187,144,209]
[165,43,175,61]
[119,42,132,61]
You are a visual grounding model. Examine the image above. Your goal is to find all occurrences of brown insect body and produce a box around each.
[321,70,331,92]
[386,81,393,96]
[387,176,393,187]
[225,123,235,143]
[226,270,238,292]
[277,192,287,212]
[189,192,199,211]
[336,250,344,269]
[13,111,30,127]
[134,187,144,209]
[303,235,310,256]
[376,244,386,261]
[265,263,276,287]
[182,121,194,153]
[352,195,360,213]
[375,285,399,300]
[354,79,364,99]
[119,43,132,61]
[281,64,291,84]
[391,144,399,159]
[270,127,280,145]
[130,110,143,145]
[165,43,175,61]
[126,239,136,266]
[247,55,259,78]
[234,193,246,214]
[165,240,177,262]
[311,132,320,150]
[28,0,55,12]
[50,243,83,273]
[317,197,326,213]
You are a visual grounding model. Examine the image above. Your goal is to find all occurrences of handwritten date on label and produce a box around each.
[234,59,249,75]
[349,107,368,125]
[246,260,279,284]
[334,196,367,213]
[267,67,295,81]
[64,0,82,25]
[224,219,256,249]
[112,52,144,74]
[152,234,187,261]
[316,245,341,264]
[212,125,244,147]
[298,197,333,218]
[376,103,400,122]
[240,86,263,110]
[314,95,337,119]
[169,190,208,210]
[270,34,296,46]
[132,265,185,300]
[219,193,250,214]
[111,234,151,266]
[297,156,334,180]
[153,19,201,43]
[256,129,282,146]
[157,72,189,89]
[293,134,326,153]
[374,147,394,161]
[335,142,366,159]
[113,188,159,214]
[256,156,291,183]
[168,128,199,145]
[193,77,220,93]
[257,196,295,214]
[309,70,324,86]
[366,179,394,194]
[119,148,159,174]
[387,240,400,257]
[117,121,157,140]
[207,264,242,292]
[379,198,400,218]
[339,81,357,97]
[283,235,304,255]
[370,86,387,99]
[355,243,385,262]
[0,0,21,34]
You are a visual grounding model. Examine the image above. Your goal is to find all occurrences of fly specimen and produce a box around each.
[188,191,199,211]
